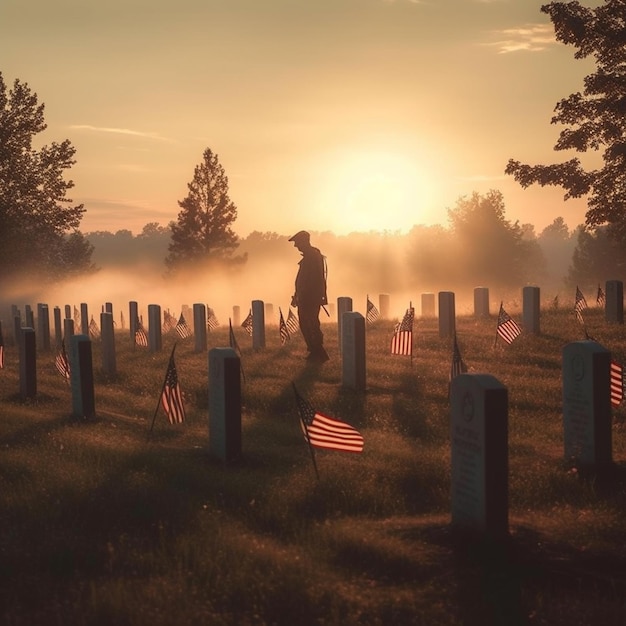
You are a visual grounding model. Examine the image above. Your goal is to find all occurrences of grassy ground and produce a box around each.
[1,307,625,625]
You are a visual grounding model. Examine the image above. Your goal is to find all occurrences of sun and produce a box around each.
[316,147,439,234]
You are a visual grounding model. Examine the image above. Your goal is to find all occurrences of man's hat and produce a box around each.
[289,230,310,243]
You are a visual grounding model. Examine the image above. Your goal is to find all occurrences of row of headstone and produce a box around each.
[450,338,615,540]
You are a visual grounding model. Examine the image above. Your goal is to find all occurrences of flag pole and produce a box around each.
[229,318,246,384]
[493,302,502,348]
[409,300,414,367]
[148,342,177,438]
[292,383,320,481]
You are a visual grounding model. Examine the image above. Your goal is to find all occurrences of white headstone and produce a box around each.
[438,291,456,339]
[341,312,366,391]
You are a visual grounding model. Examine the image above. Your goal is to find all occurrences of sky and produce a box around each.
[1,0,602,238]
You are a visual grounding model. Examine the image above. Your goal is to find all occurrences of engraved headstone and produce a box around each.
[438,291,456,339]
[208,347,242,462]
[605,280,624,325]
[70,334,96,420]
[473,287,490,319]
[341,312,366,391]
[251,300,266,349]
[562,340,612,467]
[450,373,508,538]
[522,286,540,335]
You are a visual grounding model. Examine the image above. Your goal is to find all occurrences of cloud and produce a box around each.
[485,23,556,54]
[69,125,173,142]
[458,174,508,182]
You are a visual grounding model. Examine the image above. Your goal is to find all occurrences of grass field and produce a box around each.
[1,306,626,625]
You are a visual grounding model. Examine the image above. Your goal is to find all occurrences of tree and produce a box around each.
[446,190,545,287]
[0,73,89,283]
[506,1,626,231]
[165,148,245,271]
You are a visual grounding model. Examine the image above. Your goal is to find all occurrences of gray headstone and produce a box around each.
[379,294,390,319]
[148,305,162,352]
[105,302,113,314]
[208,347,242,462]
[53,306,63,348]
[473,287,490,319]
[562,341,612,467]
[438,291,456,339]
[251,300,266,349]
[80,303,89,335]
[522,286,540,335]
[63,318,75,341]
[19,327,37,400]
[341,312,366,391]
[25,305,34,329]
[605,280,624,325]
[37,303,51,352]
[337,296,353,354]
[193,303,207,353]
[421,293,435,318]
[232,305,241,327]
[70,334,96,420]
[100,312,116,375]
[64,305,71,319]
[129,301,138,340]
[13,313,21,347]
[264,302,274,325]
[450,373,508,538]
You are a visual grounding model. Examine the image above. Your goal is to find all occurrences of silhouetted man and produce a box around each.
[289,230,329,363]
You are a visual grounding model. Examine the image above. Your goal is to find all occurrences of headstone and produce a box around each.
[264,302,274,325]
[13,313,21,347]
[80,303,89,335]
[208,347,242,462]
[25,305,34,329]
[605,280,624,325]
[105,302,113,314]
[379,294,390,319]
[182,304,193,332]
[251,300,265,349]
[438,291,456,339]
[63,318,75,341]
[562,340,612,467]
[232,305,241,327]
[100,312,116,376]
[473,287,490,319]
[19,327,37,400]
[64,304,71,319]
[193,303,207,353]
[337,296,353,354]
[53,306,63,348]
[341,312,366,391]
[129,301,138,340]
[148,305,162,352]
[522,286,541,335]
[450,373,508,538]
[421,293,436,318]
[70,334,96,420]
[37,303,51,352]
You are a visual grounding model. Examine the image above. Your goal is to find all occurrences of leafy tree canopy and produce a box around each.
[165,148,246,272]
[0,73,91,283]
[506,0,626,231]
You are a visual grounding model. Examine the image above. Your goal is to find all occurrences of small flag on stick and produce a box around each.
[163,310,177,333]
[366,296,380,324]
[597,285,606,307]
[207,307,219,330]
[611,360,624,407]
[279,308,290,345]
[135,318,148,347]
[88,317,100,340]
[286,308,299,335]
[495,302,522,346]
[241,310,253,336]
[575,286,588,325]
[450,333,468,382]
[391,306,414,356]
[54,339,71,381]
[175,313,193,339]
[150,344,185,435]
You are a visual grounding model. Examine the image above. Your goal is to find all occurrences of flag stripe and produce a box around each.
[303,412,364,453]
[161,355,185,424]
[611,360,623,407]
[496,304,522,345]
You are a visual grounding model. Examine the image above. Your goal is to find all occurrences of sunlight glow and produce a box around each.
[316,148,439,234]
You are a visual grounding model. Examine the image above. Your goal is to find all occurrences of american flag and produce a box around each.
[73,305,81,328]
[161,351,185,424]
[279,308,290,345]
[366,296,380,324]
[0,322,5,369]
[88,317,100,340]
[163,310,177,333]
[611,360,623,407]
[575,286,588,324]
[135,318,148,347]
[293,386,364,453]
[391,306,414,356]
[597,285,606,307]
[450,333,468,381]
[286,308,299,335]
[496,302,522,345]
[54,339,71,381]
[241,310,253,336]
[207,307,219,330]
[175,313,193,339]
